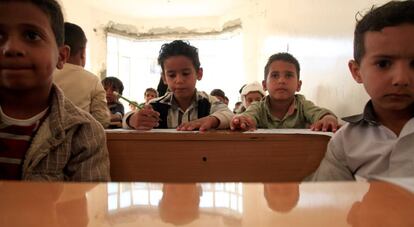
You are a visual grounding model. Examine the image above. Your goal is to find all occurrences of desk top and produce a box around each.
[1,179,413,227]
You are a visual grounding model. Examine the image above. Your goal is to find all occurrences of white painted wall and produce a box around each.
[60,0,389,118]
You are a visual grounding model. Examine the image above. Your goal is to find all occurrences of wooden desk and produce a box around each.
[1,180,413,226]
[106,129,331,182]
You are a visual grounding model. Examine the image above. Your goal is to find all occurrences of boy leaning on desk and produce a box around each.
[230,52,339,132]
[309,0,414,181]
[123,40,234,131]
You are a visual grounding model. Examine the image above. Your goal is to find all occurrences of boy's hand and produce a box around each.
[230,115,256,131]
[310,114,339,132]
[176,116,219,131]
[128,105,160,130]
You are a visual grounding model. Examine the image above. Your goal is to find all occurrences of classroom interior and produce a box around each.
[59,0,389,119]
[2,1,413,226]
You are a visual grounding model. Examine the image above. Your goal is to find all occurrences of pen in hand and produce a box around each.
[113,91,161,122]
[113,91,140,108]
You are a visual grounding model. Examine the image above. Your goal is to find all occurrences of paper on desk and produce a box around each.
[245,128,334,137]
[150,129,199,133]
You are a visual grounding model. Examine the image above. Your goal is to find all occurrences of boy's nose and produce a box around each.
[175,74,185,83]
[2,36,25,57]
[392,63,413,87]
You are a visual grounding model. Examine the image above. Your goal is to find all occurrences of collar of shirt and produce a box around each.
[342,100,379,125]
[264,95,297,121]
[158,90,202,112]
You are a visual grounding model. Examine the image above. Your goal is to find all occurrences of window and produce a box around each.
[107,183,243,216]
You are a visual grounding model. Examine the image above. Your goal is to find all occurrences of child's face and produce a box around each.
[145,91,157,103]
[263,60,302,102]
[0,2,65,91]
[244,91,263,107]
[349,24,414,113]
[104,86,118,104]
[162,56,202,100]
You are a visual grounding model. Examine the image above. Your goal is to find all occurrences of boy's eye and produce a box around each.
[375,60,391,69]
[182,70,191,76]
[25,31,41,41]
[286,72,294,78]
[410,60,414,68]
[270,73,279,78]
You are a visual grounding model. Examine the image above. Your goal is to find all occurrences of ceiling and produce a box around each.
[84,0,245,18]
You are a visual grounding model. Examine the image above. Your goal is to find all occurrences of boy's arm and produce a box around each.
[89,80,110,128]
[209,99,234,129]
[66,121,110,181]
[307,134,354,181]
[302,98,336,123]
[239,101,261,126]
[301,97,339,131]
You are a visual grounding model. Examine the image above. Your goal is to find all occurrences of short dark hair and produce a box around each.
[353,0,414,63]
[0,0,65,46]
[210,89,225,99]
[64,22,87,56]
[264,53,300,80]
[102,77,124,95]
[144,87,158,97]
[157,40,201,72]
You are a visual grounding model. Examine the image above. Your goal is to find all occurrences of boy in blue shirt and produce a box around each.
[311,0,414,180]
[125,40,233,131]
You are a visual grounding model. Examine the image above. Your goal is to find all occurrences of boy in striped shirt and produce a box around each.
[0,0,109,181]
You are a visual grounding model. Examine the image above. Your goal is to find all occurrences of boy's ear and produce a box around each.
[196,67,203,81]
[262,79,267,91]
[56,45,70,69]
[80,47,87,67]
[348,60,363,83]
[296,80,302,92]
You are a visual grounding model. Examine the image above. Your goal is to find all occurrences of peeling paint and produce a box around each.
[105,19,241,40]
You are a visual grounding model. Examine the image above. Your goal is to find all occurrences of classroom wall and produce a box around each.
[60,0,389,118]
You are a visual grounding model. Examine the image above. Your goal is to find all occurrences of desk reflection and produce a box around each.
[347,182,414,227]
[263,183,299,213]
[159,184,201,225]
[107,182,243,225]
[1,180,413,226]
[0,181,96,227]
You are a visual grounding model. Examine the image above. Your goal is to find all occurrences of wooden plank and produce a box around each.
[106,130,331,182]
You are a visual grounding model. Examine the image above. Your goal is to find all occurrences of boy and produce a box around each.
[102,76,124,127]
[239,81,266,113]
[311,0,414,180]
[0,0,110,181]
[137,87,158,109]
[125,40,233,131]
[231,53,338,131]
[210,88,226,103]
[54,22,110,128]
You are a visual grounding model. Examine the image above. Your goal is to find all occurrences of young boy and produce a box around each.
[54,22,110,128]
[231,53,338,131]
[137,87,158,109]
[102,76,124,127]
[0,0,109,181]
[210,88,226,103]
[239,81,266,113]
[311,0,414,181]
[125,40,233,131]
